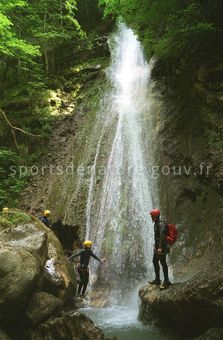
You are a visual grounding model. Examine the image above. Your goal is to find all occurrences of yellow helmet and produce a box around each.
[43,210,51,217]
[83,240,92,248]
[2,207,9,214]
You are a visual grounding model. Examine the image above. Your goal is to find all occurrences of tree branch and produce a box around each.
[0,108,42,149]
[11,128,20,149]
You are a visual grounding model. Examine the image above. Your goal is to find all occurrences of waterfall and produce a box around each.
[86,23,158,297]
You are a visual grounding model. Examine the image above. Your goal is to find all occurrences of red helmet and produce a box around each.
[150,209,160,217]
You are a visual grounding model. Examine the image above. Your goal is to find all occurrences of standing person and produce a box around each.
[68,240,106,298]
[149,209,171,290]
[39,210,51,227]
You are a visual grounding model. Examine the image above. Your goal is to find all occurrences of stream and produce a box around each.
[82,307,181,340]
[80,287,185,340]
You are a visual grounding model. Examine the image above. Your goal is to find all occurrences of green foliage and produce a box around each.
[0,0,107,208]
[0,148,28,207]
[76,0,103,31]
[0,1,40,59]
[26,0,84,50]
[0,0,86,162]
[0,0,84,73]
[100,0,221,60]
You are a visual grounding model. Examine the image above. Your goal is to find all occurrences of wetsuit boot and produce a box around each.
[160,280,172,290]
[149,280,161,285]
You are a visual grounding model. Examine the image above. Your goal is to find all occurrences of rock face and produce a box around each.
[23,312,106,340]
[25,292,63,326]
[0,211,108,340]
[139,266,223,337]
[0,211,76,337]
[20,35,110,245]
[151,59,223,280]
[140,57,223,337]
[42,226,77,302]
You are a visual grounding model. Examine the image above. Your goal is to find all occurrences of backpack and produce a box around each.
[166,223,178,245]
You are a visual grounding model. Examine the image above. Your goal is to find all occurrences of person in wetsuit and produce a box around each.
[149,209,171,290]
[39,210,51,227]
[68,240,106,297]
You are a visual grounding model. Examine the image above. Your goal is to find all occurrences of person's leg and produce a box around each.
[81,270,89,296]
[159,254,170,283]
[152,252,161,283]
[77,268,84,295]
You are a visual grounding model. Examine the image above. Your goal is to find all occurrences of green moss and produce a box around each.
[0,210,32,229]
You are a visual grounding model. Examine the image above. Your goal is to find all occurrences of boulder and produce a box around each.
[1,223,48,264]
[42,226,77,302]
[0,212,77,331]
[25,291,63,326]
[0,244,41,326]
[23,312,106,340]
[139,268,223,336]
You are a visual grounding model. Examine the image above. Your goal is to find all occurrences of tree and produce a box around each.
[99,0,220,60]
[0,1,40,90]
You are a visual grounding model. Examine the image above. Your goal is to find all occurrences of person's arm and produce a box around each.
[157,222,166,254]
[159,222,167,246]
[91,251,106,263]
[68,250,83,261]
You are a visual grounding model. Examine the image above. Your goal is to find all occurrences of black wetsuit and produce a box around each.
[39,216,50,227]
[153,219,169,283]
[68,249,101,296]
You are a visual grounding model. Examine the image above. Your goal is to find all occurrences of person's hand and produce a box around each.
[157,248,162,255]
[101,258,106,264]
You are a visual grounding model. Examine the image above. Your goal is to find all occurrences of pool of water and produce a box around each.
[81,306,185,340]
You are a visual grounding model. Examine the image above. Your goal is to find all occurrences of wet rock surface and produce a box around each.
[139,264,223,337]
[25,291,63,326]
[22,312,107,340]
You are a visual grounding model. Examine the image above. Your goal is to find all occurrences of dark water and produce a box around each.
[81,306,186,340]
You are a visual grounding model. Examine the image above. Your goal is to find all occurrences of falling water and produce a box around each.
[86,23,158,298]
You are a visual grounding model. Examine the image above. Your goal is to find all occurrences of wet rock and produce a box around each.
[23,312,106,340]
[88,288,111,308]
[139,268,223,336]
[25,292,63,326]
